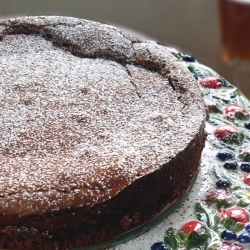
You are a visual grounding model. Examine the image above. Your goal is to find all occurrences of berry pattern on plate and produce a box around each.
[150,51,250,250]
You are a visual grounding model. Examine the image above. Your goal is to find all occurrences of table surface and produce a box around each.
[1,0,250,98]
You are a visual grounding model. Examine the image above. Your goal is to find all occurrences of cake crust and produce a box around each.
[0,16,206,249]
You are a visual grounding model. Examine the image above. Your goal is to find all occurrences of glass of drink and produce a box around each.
[218,0,250,68]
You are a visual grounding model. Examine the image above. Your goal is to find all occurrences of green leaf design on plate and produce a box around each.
[212,214,223,232]
[187,61,233,88]
[209,139,237,151]
[235,90,250,110]
[164,227,179,250]
[177,226,211,249]
[186,231,210,250]
[188,64,216,79]
[209,114,234,126]
[219,77,234,88]
[233,190,250,207]
[223,217,245,232]
[170,51,183,60]
[238,144,250,161]
[212,89,237,104]
[213,165,242,191]
[209,105,223,114]
[195,203,214,228]
[215,196,235,209]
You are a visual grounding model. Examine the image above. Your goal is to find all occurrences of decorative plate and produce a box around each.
[79,46,250,250]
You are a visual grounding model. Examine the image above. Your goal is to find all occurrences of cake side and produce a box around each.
[0,128,205,250]
[0,16,207,249]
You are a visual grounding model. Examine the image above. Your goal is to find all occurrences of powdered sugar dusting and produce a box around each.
[0,16,206,215]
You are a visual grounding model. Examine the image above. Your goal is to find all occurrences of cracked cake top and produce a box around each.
[0,16,206,215]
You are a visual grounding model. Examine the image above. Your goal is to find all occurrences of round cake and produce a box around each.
[0,16,207,249]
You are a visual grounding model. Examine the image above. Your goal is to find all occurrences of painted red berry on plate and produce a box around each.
[177,221,210,248]
[220,207,249,231]
[179,221,203,234]
[222,207,249,223]
[206,189,234,208]
[198,76,222,89]
[214,125,237,141]
[224,104,249,120]
[220,242,243,250]
[243,173,250,186]
[208,242,243,250]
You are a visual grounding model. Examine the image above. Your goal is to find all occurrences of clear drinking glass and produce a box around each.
[218,0,250,69]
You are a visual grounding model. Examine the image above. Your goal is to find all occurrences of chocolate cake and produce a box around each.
[0,16,207,249]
